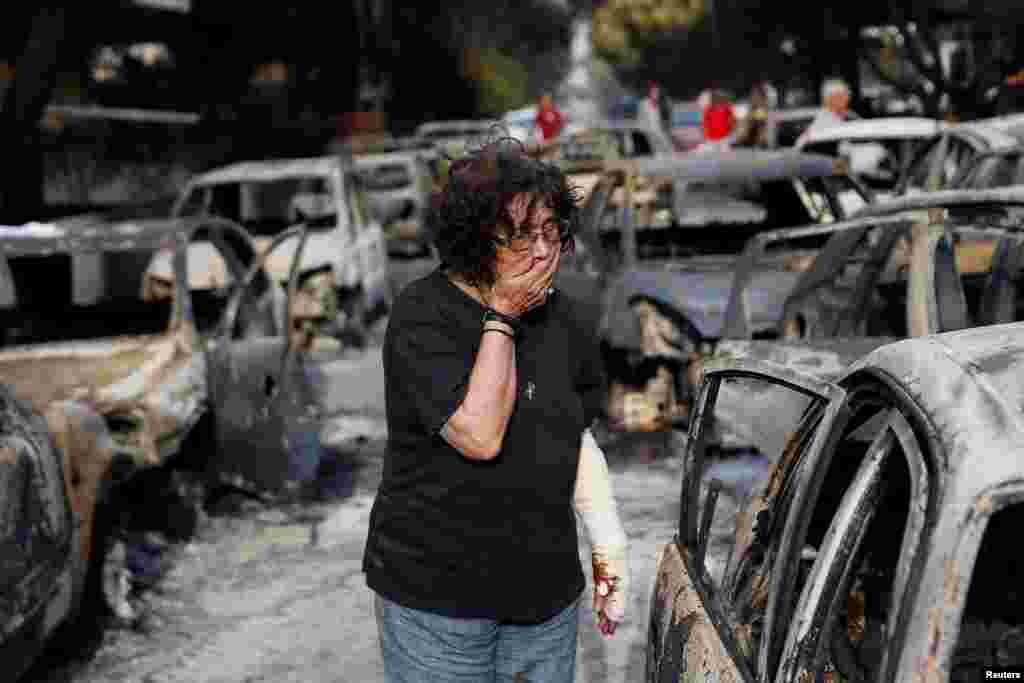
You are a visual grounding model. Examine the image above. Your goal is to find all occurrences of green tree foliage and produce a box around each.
[462,48,530,116]
[592,0,704,68]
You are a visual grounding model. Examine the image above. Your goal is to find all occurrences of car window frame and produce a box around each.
[900,136,944,193]
[943,137,978,188]
[821,174,873,218]
[913,484,1024,681]
[777,406,931,683]
[683,357,849,681]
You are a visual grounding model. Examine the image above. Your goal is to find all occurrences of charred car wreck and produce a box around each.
[579,151,872,431]
[617,186,1024,435]
[716,186,1024,375]
[0,215,351,677]
[646,322,1024,681]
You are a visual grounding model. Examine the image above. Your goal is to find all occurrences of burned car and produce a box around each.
[0,383,85,681]
[718,187,1024,374]
[587,151,871,431]
[352,139,437,258]
[0,216,347,675]
[622,186,1024,434]
[168,155,392,345]
[646,322,1024,682]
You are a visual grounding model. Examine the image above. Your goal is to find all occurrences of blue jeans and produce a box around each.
[374,592,580,682]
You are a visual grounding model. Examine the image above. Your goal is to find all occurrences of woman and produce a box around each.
[363,136,628,682]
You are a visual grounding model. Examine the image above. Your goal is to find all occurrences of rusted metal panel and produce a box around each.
[648,542,747,683]
[41,401,116,569]
[0,326,205,470]
[854,185,1024,221]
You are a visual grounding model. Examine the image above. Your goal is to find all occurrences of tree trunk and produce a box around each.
[0,5,87,223]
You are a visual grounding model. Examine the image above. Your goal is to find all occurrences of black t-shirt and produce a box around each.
[363,268,606,623]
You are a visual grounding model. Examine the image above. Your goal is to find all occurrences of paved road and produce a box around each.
[25,311,739,683]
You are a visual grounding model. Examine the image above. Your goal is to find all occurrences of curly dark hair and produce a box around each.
[428,134,581,288]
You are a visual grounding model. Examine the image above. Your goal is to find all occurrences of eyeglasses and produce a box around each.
[494,219,570,253]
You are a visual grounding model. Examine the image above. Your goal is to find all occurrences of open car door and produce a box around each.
[205,225,322,495]
[647,357,848,683]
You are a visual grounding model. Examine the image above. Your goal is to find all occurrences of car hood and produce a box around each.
[599,261,802,349]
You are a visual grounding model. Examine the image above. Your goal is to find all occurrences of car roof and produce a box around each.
[966,144,1024,160]
[0,216,240,256]
[345,136,434,155]
[613,149,844,183]
[191,157,343,185]
[740,186,1024,251]
[845,322,1024,494]
[854,185,1024,218]
[772,107,820,121]
[970,113,1024,142]
[415,120,500,133]
[353,150,420,166]
[584,120,660,132]
[797,117,946,145]
[951,122,1020,150]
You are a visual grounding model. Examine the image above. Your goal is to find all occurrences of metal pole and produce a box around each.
[708,0,719,52]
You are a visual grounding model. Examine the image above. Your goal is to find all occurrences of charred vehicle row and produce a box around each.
[569,151,872,432]
[0,214,359,679]
[606,185,1024,435]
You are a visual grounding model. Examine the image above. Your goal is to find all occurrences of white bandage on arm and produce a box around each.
[573,429,629,622]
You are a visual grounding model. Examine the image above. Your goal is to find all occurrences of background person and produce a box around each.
[535,93,565,142]
[698,90,736,151]
[364,136,627,682]
[735,81,775,148]
[798,77,859,144]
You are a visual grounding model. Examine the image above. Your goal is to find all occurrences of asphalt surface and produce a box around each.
[21,258,750,683]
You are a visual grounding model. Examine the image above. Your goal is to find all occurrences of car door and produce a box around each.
[647,356,848,683]
[205,225,321,494]
[774,390,933,683]
[344,169,390,312]
[915,486,1024,679]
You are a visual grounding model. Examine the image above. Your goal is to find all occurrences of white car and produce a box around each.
[156,156,391,342]
[502,106,539,145]
[796,117,946,199]
[354,147,436,257]
[414,119,503,155]
[897,122,1020,196]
